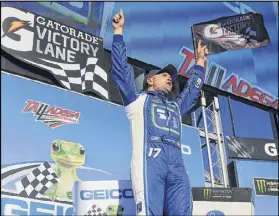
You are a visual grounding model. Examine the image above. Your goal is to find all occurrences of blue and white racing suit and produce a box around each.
[112,35,205,216]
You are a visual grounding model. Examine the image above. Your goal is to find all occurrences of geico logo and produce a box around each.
[1,197,72,216]
[181,144,191,155]
[264,143,278,157]
[80,189,134,200]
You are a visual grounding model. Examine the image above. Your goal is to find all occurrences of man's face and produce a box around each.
[147,72,172,93]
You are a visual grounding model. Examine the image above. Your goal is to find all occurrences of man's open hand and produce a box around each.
[112,9,125,31]
[196,40,208,60]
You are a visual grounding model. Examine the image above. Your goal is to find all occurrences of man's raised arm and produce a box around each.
[176,40,208,116]
[111,9,137,106]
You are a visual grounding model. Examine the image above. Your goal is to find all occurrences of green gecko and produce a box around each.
[45,139,85,201]
[105,205,124,216]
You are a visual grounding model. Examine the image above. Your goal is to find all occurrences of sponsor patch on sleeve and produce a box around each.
[136,202,142,213]
[195,77,202,88]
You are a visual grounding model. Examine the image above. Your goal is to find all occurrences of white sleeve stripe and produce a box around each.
[125,94,147,116]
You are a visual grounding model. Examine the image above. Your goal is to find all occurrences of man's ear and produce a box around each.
[147,76,154,86]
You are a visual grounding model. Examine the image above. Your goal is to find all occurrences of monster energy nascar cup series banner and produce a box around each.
[1,6,109,100]
[254,178,278,196]
[192,12,270,56]
[192,187,254,215]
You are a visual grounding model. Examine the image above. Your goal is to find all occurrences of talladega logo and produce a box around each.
[22,99,80,128]
[178,46,278,110]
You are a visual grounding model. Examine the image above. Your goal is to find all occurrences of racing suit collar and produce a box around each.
[146,90,168,99]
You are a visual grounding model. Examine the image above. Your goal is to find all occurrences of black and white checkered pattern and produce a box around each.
[245,27,258,43]
[85,204,107,216]
[18,56,109,100]
[226,136,253,158]
[15,161,59,198]
[41,57,109,99]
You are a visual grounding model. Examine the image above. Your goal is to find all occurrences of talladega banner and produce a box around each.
[1,6,109,100]
[1,71,205,216]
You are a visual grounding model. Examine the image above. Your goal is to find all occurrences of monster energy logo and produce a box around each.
[254,178,278,196]
[204,188,212,199]
[256,179,267,194]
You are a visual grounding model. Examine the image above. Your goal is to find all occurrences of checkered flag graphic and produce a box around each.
[15,161,59,198]
[17,56,109,100]
[245,27,258,43]
[85,204,107,216]
[227,136,253,158]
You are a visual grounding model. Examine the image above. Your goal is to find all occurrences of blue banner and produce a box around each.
[235,160,278,215]
[1,72,205,215]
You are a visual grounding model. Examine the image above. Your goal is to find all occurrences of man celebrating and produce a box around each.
[111,9,208,216]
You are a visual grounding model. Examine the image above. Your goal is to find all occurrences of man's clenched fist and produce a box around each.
[112,9,125,31]
[196,40,209,68]
[196,40,209,60]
